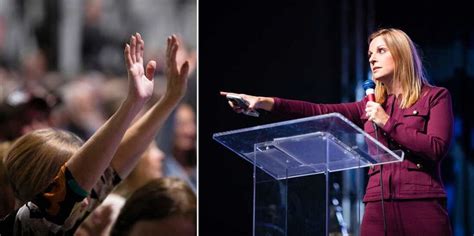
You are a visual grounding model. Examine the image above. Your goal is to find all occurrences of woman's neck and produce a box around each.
[384,79,402,97]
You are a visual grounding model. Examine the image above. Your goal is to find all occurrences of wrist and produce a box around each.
[163,90,185,104]
[255,97,275,111]
[160,95,182,109]
[123,96,146,114]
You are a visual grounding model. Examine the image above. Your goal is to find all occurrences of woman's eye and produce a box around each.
[378,48,386,53]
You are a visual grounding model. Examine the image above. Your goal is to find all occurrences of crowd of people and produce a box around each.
[0,31,196,235]
[0,1,197,234]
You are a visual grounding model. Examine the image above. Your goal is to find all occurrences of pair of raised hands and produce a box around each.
[124,33,189,105]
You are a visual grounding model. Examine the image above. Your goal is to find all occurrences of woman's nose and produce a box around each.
[369,55,376,65]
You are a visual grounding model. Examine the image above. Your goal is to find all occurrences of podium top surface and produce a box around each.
[214,113,403,179]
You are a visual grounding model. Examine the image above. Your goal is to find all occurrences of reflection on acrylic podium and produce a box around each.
[214,113,403,235]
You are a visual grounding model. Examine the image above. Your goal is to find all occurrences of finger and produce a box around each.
[227,100,235,108]
[365,110,371,118]
[179,61,190,81]
[230,104,245,113]
[227,100,242,109]
[229,101,244,112]
[124,44,132,68]
[171,34,177,45]
[220,91,230,96]
[166,36,172,62]
[367,101,379,107]
[130,35,137,63]
[169,39,179,71]
[145,60,156,81]
[136,33,144,64]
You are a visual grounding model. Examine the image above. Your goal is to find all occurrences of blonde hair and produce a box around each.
[1,141,15,217]
[4,129,83,203]
[369,28,430,108]
[0,141,11,162]
[0,141,12,187]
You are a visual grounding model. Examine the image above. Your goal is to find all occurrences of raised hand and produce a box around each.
[124,33,155,104]
[164,35,190,102]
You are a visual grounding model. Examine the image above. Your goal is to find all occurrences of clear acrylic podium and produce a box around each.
[213,113,404,235]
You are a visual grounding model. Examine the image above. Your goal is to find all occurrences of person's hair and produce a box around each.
[111,177,196,236]
[0,142,12,195]
[0,141,15,217]
[369,28,430,108]
[3,128,83,203]
[0,141,11,162]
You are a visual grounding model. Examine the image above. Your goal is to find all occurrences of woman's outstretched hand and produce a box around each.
[220,91,275,113]
[124,33,155,104]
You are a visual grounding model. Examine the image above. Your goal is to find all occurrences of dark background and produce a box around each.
[199,1,474,235]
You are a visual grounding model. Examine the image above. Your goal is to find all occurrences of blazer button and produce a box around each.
[413,110,418,115]
[416,163,422,169]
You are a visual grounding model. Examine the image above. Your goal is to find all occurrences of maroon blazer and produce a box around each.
[272,85,453,201]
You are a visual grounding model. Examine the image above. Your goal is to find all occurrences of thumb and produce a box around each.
[145,60,157,81]
[248,101,256,110]
[179,61,190,80]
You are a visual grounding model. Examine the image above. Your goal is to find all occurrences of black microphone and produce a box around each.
[363,80,378,131]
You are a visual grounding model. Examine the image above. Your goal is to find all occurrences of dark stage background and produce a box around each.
[199,1,474,235]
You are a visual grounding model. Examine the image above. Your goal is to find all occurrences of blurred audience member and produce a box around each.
[174,103,196,178]
[59,74,106,139]
[111,177,196,236]
[0,94,58,141]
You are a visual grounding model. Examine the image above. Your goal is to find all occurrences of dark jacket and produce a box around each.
[272,85,453,201]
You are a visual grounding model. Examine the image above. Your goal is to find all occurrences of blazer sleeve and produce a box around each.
[272,97,367,128]
[381,88,453,162]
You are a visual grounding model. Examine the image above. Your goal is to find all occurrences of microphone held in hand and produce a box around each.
[363,79,376,102]
[363,79,378,131]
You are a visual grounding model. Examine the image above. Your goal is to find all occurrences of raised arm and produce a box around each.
[111,35,190,179]
[65,33,154,192]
